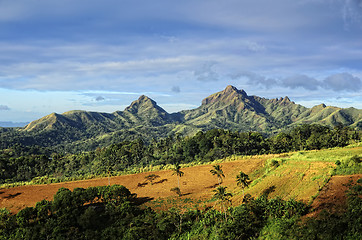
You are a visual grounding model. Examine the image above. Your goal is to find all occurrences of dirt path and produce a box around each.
[0,157,265,213]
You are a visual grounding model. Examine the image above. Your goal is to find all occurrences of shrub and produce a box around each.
[170,187,182,196]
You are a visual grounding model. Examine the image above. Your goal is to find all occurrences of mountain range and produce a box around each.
[1,85,361,152]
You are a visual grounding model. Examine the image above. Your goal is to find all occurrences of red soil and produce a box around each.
[309,174,362,216]
[1,155,360,215]
[0,157,264,213]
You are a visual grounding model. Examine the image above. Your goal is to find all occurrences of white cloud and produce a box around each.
[341,0,362,29]
[282,75,320,90]
[193,62,219,82]
[232,71,361,93]
[0,0,361,122]
[231,71,277,88]
[323,72,362,91]
[246,41,266,52]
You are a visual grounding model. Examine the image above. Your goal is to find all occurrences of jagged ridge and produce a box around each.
[14,85,362,151]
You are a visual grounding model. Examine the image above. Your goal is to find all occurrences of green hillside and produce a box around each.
[1,85,361,152]
[0,143,361,239]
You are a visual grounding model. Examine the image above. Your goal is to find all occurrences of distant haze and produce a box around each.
[0,121,28,128]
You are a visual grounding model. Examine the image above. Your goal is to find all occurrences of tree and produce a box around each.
[145,174,160,185]
[170,187,182,196]
[101,148,118,186]
[236,171,250,199]
[210,164,225,186]
[212,186,232,220]
[172,163,184,190]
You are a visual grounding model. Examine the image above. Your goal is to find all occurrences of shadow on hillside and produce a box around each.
[0,190,4,195]
[181,192,191,197]
[262,186,276,198]
[154,179,168,184]
[132,196,154,206]
[4,192,21,199]
[206,183,219,189]
[137,182,148,188]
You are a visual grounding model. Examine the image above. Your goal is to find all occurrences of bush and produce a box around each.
[170,187,182,196]
[334,155,362,175]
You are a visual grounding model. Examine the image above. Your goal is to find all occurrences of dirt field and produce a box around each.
[309,174,362,216]
[0,157,265,213]
[1,152,360,215]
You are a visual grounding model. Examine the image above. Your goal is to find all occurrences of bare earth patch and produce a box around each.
[0,157,265,213]
[309,174,362,216]
[1,150,360,215]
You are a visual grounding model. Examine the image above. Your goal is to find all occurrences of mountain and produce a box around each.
[116,95,176,126]
[11,95,177,150]
[1,85,361,152]
[176,85,308,134]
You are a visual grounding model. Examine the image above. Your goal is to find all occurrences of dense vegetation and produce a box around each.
[0,178,361,239]
[1,86,361,239]
[0,123,361,239]
[0,124,360,185]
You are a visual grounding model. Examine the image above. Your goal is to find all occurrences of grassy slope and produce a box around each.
[0,144,361,213]
[242,144,362,205]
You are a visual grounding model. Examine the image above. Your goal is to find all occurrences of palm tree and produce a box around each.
[102,155,115,186]
[210,164,225,186]
[145,174,160,185]
[236,171,250,199]
[212,186,233,220]
[172,163,184,189]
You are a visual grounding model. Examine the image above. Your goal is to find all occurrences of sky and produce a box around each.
[0,0,362,123]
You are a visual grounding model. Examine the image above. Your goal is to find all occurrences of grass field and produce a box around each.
[243,144,361,205]
[0,144,361,214]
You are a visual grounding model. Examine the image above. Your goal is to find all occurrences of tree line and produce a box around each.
[0,124,360,184]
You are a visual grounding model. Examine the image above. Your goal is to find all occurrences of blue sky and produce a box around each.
[0,0,362,123]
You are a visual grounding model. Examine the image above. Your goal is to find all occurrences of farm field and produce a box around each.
[1,145,361,214]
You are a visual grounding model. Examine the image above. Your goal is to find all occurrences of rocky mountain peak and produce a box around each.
[270,96,294,105]
[124,94,169,119]
[280,96,293,104]
[125,95,156,111]
[310,103,327,112]
[138,95,152,102]
[202,85,248,105]
[223,85,247,96]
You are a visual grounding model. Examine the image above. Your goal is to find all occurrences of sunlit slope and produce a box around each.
[236,145,362,205]
[292,104,362,127]
[1,144,360,213]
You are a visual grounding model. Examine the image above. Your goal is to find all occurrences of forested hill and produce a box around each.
[1,85,361,152]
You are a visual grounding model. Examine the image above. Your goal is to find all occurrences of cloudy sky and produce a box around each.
[0,0,362,123]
